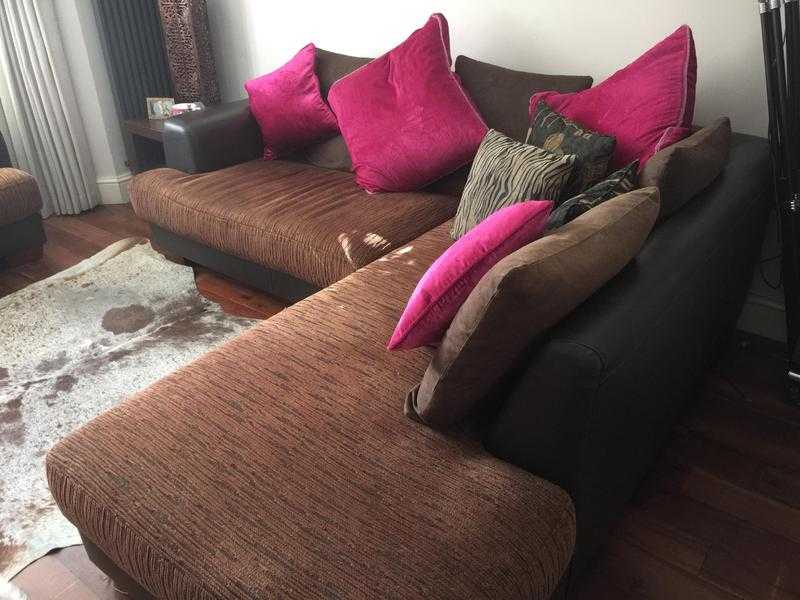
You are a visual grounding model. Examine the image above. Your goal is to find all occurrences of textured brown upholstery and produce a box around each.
[0,168,42,226]
[130,160,458,288]
[47,222,576,600]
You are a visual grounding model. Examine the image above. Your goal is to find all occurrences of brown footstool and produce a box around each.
[0,168,45,266]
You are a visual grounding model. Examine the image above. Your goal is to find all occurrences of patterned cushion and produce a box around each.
[450,129,575,239]
[547,161,639,230]
[526,101,616,199]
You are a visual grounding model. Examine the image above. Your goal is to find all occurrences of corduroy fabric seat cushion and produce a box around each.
[0,168,42,226]
[47,222,575,600]
[129,160,459,288]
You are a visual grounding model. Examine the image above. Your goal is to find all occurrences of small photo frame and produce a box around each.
[146,97,175,120]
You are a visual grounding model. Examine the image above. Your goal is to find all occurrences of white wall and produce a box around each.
[54,0,131,205]
[207,0,767,136]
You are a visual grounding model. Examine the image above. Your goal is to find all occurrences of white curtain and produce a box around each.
[0,0,98,216]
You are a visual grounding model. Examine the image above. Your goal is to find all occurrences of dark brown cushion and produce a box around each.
[129,160,458,288]
[0,168,42,226]
[315,48,371,99]
[47,222,576,600]
[301,49,373,172]
[640,117,732,219]
[455,55,593,142]
[408,187,661,427]
[299,135,354,172]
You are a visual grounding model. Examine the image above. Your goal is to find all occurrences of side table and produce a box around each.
[124,118,167,173]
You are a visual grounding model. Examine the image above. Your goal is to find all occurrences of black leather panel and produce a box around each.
[484,133,772,577]
[163,99,263,174]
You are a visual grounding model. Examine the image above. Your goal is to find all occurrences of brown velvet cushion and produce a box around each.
[0,168,42,226]
[408,187,661,427]
[301,48,372,172]
[455,55,593,142]
[129,160,458,288]
[640,117,732,219]
[47,223,576,600]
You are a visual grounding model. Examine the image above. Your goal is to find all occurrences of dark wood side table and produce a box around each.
[124,118,167,173]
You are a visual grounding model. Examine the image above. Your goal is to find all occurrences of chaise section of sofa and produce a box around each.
[46,222,576,600]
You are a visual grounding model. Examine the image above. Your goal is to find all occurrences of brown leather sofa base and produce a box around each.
[150,224,318,302]
[47,222,575,600]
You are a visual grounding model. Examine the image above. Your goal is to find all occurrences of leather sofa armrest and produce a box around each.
[163,99,263,173]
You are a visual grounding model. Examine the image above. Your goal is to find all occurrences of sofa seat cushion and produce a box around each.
[130,160,458,288]
[0,168,42,226]
[47,223,576,600]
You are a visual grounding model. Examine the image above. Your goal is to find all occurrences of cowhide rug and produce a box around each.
[0,238,257,583]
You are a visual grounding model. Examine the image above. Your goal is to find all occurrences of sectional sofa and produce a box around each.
[46,49,771,599]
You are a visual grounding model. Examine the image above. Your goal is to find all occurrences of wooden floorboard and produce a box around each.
[5,205,800,599]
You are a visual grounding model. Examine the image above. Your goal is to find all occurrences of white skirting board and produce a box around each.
[96,171,132,205]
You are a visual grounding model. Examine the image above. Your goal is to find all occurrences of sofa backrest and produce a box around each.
[300,49,372,172]
[454,55,593,143]
[303,49,595,181]
[315,48,371,99]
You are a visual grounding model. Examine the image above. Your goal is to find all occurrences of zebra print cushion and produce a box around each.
[450,129,576,239]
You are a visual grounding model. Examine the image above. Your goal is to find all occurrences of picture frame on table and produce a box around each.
[146,97,175,120]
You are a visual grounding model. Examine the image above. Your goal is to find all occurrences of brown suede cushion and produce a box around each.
[301,48,373,172]
[640,117,732,219]
[129,160,458,288]
[315,48,371,99]
[455,55,593,142]
[47,222,576,600]
[408,187,661,427]
[0,168,42,226]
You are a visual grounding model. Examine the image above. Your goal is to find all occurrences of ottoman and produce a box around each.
[0,168,45,266]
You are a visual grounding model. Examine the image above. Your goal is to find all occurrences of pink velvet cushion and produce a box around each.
[245,43,339,159]
[388,200,553,350]
[328,14,488,193]
[529,26,697,170]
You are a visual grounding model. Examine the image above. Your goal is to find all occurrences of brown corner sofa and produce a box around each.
[46,50,771,599]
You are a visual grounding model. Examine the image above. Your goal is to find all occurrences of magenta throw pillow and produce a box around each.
[388,200,553,350]
[327,14,488,193]
[245,43,339,159]
[529,26,697,170]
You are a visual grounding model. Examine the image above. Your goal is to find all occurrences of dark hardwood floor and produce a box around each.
[4,205,800,599]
